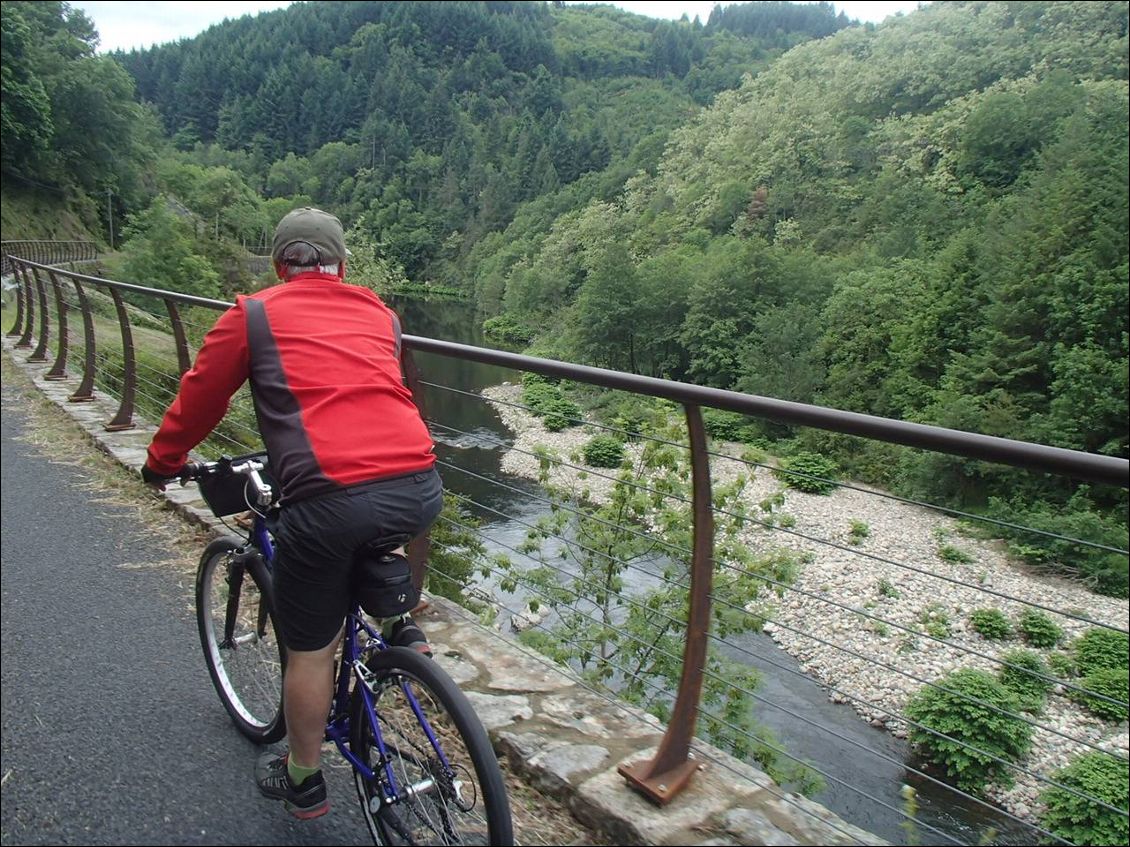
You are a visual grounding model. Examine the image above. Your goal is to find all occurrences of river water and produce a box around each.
[394,296,1036,846]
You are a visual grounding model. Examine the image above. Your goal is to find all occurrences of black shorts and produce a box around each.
[270,468,443,651]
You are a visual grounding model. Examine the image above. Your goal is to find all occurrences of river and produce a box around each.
[393,295,1036,846]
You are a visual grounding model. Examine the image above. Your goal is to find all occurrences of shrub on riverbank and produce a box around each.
[905,668,1032,794]
[997,648,1052,713]
[521,375,581,432]
[1039,752,1129,846]
[1073,627,1130,675]
[1017,609,1063,648]
[970,607,1013,640]
[1071,668,1130,721]
[582,434,624,468]
[774,451,838,494]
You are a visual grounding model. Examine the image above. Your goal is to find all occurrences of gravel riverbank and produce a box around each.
[481,382,1129,827]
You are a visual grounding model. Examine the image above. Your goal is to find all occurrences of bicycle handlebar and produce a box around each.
[174,456,274,508]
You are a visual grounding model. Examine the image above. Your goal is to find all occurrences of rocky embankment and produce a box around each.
[480,382,1129,826]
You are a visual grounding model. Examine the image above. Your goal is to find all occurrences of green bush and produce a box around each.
[997,648,1052,712]
[519,376,581,431]
[521,380,560,415]
[937,544,974,564]
[905,668,1032,794]
[582,435,625,469]
[990,493,1130,598]
[1016,609,1063,648]
[1073,627,1130,675]
[1039,752,1129,846]
[774,451,838,495]
[482,314,533,345]
[1047,652,1077,680]
[919,604,951,639]
[521,371,555,388]
[969,608,1013,640]
[702,409,750,441]
[1071,668,1130,721]
[542,397,581,431]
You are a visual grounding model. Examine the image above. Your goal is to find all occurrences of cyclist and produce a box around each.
[141,207,442,819]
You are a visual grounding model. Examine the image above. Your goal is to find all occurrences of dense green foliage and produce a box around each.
[1016,609,1063,648]
[1073,627,1130,675]
[0,1,160,236]
[3,1,1127,599]
[1039,752,1130,846]
[773,450,839,494]
[113,0,841,282]
[997,648,1052,713]
[581,433,625,468]
[969,607,1014,640]
[1071,667,1130,721]
[905,668,1032,794]
[521,374,582,431]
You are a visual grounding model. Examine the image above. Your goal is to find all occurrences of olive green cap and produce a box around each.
[270,207,347,264]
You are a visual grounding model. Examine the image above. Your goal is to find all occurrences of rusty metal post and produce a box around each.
[618,402,715,805]
[163,298,193,376]
[44,269,69,380]
[15,265,35,348]
[5,256,27,336]
[402,346,432,595]
[104,286,137,431]
[68,277,97,403]
[27,267,51,362]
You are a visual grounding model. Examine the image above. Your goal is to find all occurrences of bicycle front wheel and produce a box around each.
[351,646,513,846]
[195,538,286,743]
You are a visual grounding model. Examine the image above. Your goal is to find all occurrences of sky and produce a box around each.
[72,1,928,54]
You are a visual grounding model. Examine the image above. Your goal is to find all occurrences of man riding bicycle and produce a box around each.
[142,207,442,819]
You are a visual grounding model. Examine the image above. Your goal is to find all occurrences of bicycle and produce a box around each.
[179,452,513,845]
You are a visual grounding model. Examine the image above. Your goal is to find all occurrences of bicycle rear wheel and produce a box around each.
[351,646,513,846]
[196,538,286,743]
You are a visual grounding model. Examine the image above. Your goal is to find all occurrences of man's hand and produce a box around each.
[141,463,172,491]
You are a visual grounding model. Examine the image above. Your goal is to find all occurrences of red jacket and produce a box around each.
[146,272,435,503]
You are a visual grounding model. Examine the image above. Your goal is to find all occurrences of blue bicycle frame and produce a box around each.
[249,510,453,804]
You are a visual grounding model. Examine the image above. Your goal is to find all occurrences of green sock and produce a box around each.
[287,757,320,786]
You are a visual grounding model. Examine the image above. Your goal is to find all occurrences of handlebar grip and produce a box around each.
[179,461,204,481]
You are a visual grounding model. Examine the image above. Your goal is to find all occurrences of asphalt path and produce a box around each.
[0,383,368,845]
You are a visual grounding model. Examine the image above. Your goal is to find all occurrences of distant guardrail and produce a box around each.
[1,240,98,277]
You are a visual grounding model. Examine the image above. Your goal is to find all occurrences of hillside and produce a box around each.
[2,0,1125,595]
[467,1,1128,574]
[112,1,851,282]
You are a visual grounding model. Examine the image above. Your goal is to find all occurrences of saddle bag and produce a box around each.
[352,549,419,620]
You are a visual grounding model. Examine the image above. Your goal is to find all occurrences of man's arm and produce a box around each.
[145,304,251,476]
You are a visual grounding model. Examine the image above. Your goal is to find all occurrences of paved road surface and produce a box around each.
[0,380,368,845]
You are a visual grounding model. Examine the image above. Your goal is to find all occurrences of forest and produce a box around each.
[1,0,1127,595]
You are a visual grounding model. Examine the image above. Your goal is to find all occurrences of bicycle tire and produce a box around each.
[196,537,286,744]
[351,646,513,846]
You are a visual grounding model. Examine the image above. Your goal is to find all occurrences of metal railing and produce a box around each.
[4,249,1128,846]
[0,240,97,277]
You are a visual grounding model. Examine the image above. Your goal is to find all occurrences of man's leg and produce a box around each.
[283,627,343,769]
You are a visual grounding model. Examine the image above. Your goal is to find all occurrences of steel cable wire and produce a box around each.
[435,507,1127,819]
[428,379,1128,556]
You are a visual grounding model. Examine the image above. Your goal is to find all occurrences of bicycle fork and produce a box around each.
[221,549,268,649]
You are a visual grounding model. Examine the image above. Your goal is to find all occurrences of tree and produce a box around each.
[117,199,223,299]
[496,416,817,792]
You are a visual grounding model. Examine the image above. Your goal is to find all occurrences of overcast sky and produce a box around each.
[72,1,928,53]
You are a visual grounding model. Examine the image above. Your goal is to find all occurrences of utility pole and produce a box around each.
[107,188,114,250]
